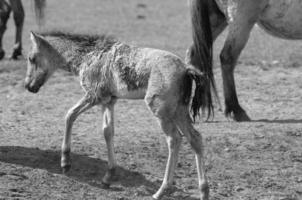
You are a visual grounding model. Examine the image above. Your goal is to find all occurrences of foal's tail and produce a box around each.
[189,0,217,119]
[182,66,215,121]
[33,0,46,26]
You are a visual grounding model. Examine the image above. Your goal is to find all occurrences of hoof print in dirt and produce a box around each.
[136,3,147,8]
[136,15,146,19]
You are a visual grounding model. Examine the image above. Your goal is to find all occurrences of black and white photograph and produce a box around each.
[0,0,301,199]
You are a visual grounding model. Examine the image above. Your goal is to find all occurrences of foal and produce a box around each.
[25,31,214,200]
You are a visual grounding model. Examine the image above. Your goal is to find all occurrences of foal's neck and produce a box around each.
[44,36,85,75]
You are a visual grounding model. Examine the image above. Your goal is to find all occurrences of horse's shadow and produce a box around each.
[252,119,302,124]
[0,146,198,200]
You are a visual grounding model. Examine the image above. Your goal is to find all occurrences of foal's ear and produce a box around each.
[30,31,45,49]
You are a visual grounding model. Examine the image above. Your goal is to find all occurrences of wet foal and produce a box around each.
[25,31,214,200]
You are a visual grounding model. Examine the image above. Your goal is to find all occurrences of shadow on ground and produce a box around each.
[0,146,199,200]
[253,119,302,124]
[0,146,155,189]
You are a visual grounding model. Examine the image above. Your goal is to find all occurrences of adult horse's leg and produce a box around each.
[0,0,11,60]
[61,95,94,173]
[186,0,227,111]
[220,1,265,121]
[9,0,24,59]
[100,99,118,188]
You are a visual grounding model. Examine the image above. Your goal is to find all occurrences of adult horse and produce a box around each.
[187,0,302,121]
[0,0,45,60]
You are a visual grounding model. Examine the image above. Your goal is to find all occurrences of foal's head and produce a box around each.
[25,32,60,93]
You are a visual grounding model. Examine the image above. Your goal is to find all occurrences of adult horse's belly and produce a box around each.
[258,0,302,39]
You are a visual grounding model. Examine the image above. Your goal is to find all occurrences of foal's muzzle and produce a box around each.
[24,81,40,93]
[24,77,40,93]
[25,84,40,93]
[24,71,48,93]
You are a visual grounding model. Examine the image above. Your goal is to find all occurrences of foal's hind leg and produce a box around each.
[9,0,24,59]
[145,96,182,199]
[99,99,118,188]
[61,95,94,172]
[152,118,182,199]
[175,107,208,200]
[0,0,11,60]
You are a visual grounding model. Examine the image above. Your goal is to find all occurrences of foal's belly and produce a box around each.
[258,0,302,39]
[115,88,146,99]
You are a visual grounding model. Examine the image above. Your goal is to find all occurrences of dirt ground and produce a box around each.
[0,1,302,200]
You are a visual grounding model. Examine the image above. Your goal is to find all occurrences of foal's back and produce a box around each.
[80,42,187,102]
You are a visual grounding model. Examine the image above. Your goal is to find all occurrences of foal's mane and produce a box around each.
[39,31,118,53]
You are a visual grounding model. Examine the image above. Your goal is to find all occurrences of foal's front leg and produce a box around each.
[61,95,94,172]
[100,100,117,188]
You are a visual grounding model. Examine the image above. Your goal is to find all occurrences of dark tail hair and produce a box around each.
[33,0,46,26]
[189,0,217,119]
[182,67,213,121]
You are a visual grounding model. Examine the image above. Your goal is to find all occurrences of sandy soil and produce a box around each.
[0,0,302,200]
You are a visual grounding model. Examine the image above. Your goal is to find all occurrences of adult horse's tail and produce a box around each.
[33,0,46,26]
[189,0,217,119]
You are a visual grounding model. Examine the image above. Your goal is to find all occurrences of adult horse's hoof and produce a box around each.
[62,164,71,174]
[0,50,5,60]
[232,110,251,122]
[233,111,251,122]
[9,48,22,60]
[225,105,251,122]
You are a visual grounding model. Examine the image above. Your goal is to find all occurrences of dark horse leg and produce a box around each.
[0,0,11,60]
[220,1,265,121]
[186,0,227,112]
[9,0,24,59]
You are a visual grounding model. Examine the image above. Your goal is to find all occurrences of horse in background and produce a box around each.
[187,0,302,121]
[24,31,215,200]
[0,0,45,60]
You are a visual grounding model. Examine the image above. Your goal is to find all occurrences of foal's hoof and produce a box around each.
[0,50,5,60]
[200,183,210,200]
[152,186,177,200]
[62,164,71,174]
[101,168,117,189]
[152,195,160,200]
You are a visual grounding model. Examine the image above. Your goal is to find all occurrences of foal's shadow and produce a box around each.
[0,146,198,200]
[0,146,154,189]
